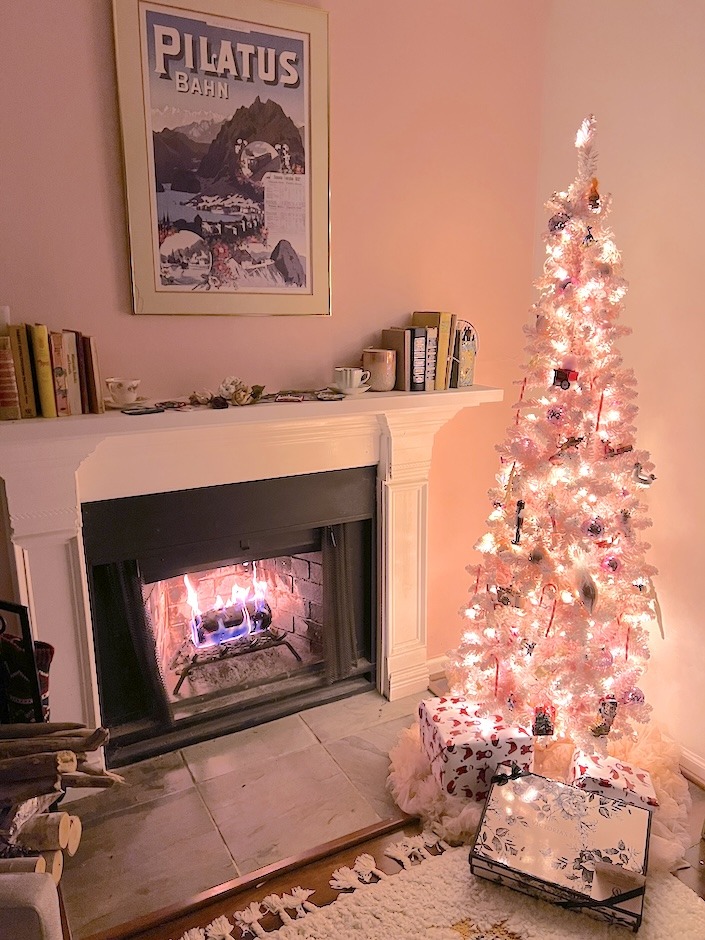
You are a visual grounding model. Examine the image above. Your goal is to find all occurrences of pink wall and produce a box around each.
[538,1,705,769]
[7,2,697,770]
[0,1,548,653]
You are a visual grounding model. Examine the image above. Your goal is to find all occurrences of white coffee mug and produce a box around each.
[333,367,370,392]
[105,377,141,406]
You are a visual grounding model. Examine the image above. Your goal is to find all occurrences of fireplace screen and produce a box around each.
[82,468,376,767]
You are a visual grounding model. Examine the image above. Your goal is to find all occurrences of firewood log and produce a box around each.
[0,855,46,874]
[0,750,77,784]
[0,777,62,804]
[66,816,82,857]
[59,772,116,789]
[40,849,63,884]
[0,723,87,739]
[0,727,109,757]
[15,812,71,850]
[75,760,126,785]
[0,794,58,839]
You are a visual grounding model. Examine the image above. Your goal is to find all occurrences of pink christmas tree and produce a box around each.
[447,117,660,753]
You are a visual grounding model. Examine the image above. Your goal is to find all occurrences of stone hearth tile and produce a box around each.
[61,788,236,939]
[198,744,381,873]
[299,689,425,743]
[325,713,416,820]
[60,749,195,824]
[183,713,318,783]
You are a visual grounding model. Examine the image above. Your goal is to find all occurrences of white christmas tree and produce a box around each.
[447,116,660,753]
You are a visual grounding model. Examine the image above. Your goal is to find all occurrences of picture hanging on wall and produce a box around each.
[112,0,330,316]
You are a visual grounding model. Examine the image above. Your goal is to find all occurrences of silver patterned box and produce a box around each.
[470,770,651,932]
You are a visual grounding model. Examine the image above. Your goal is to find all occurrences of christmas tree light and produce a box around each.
[447,117,659,753]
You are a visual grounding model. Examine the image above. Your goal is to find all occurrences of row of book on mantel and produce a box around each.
[379,311,478,392]
[0,308,105,420]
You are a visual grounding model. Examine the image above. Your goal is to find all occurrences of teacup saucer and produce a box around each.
[329,384,371,396]
[105,396,148,410]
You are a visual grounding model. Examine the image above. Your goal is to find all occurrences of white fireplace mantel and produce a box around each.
[0,386,502,726]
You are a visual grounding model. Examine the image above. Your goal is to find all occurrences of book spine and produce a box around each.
[83,336,105,414]
[444,314,457,388]
[455,322,478,387]
[73,331,90,413]
[49,332,70,416]
[62,331,83,415]
[424,326,438,391]
[449,326,461,388]
[29,326,57,418]
[409,327,427,392]
[7,324,37,418]
[0,336,22,420]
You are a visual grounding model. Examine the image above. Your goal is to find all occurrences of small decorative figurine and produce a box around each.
[511,499,525,545]
[591,695,618,736]
[533,703,555,736]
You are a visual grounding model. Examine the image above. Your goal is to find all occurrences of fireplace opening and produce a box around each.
[82,468,376,767]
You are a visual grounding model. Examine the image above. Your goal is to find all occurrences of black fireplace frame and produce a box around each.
[82,467,377,767]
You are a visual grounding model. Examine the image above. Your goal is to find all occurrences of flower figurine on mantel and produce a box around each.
[189,375,265,408]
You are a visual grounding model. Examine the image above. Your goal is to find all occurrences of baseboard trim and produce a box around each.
[427,654,449,680]
[680,747,705,787]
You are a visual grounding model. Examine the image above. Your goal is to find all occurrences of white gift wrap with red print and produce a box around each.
[418,696,533,802]
[569,750,659,810]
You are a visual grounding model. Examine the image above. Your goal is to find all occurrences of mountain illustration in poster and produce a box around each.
[144,5,311,294]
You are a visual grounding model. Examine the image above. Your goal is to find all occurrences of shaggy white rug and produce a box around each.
[387,719,693,874]
[186,844,705,939]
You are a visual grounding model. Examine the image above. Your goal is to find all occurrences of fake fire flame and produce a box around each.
[184,562,272,648]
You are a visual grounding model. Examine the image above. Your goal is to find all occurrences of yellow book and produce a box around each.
[411,312,453,390]
[29,324,58,418]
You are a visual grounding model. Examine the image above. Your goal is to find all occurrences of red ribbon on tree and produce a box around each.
[540,583,558,637]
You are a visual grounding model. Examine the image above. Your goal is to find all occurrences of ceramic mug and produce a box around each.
[333,367,370,393]
[362,348,396,392]
[105,377,141,406]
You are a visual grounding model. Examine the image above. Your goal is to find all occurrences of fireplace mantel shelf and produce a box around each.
[0,386,502,447]
[0,383,503,727]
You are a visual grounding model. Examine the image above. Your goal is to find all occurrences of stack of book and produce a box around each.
[379,312,478,392]
[0,312,105,420]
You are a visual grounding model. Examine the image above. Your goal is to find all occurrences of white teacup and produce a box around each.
[105,377,141,406]
[333,367,370,393]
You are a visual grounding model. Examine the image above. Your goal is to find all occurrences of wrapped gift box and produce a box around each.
[569,750,659,811]
[470,770,652,932]
[418,696,532,801]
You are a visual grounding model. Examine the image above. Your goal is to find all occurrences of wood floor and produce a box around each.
[81,816,422,940]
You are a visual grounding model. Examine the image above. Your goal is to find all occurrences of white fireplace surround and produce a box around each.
[0,387,501,727]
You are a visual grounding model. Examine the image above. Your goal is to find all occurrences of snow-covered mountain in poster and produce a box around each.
[142,3,310,293]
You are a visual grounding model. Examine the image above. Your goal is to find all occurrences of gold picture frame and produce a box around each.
[112,0,330,316]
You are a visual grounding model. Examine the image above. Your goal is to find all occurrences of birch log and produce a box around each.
[40,850,63,884]
[66,816,82,857]
[16,813,71,850]
[0,855,46,873]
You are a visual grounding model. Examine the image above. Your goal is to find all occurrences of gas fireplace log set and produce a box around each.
[0,721,124,884]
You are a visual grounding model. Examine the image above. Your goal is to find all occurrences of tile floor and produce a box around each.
[60,689,705,939]
[61,689,425,938]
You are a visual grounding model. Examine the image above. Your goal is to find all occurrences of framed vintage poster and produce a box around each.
[112,0,329,316]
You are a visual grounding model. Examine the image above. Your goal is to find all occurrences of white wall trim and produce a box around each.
[426,653,449,681]
[680,747,705,788]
